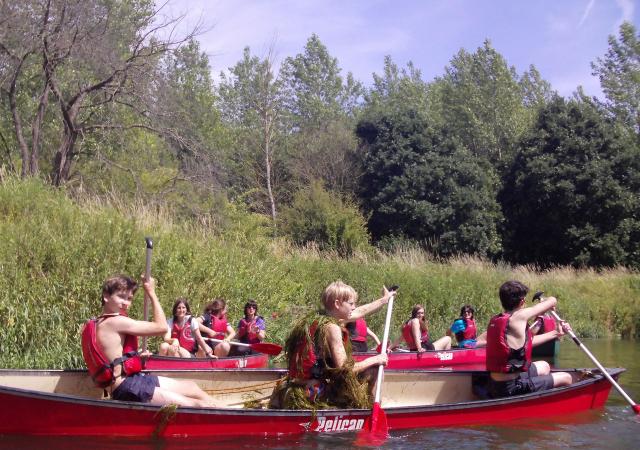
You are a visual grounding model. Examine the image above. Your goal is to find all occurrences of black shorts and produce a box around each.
[112,373,159,403]
[351,340,368,353]
[409,341,435,351]
[488,365,555,398]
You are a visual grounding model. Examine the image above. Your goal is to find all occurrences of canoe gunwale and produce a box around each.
[0,367,624,417]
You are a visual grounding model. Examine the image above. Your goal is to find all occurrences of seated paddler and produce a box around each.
[447,304,487,348]
[486,280,573,398]
[269,280,393,410]
[81,274,217,407]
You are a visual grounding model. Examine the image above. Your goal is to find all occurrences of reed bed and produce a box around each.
[1,177,638,368]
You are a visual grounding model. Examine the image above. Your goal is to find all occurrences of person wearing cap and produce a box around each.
[486,280,573,398]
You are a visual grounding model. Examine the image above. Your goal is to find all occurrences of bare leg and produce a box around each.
[151,376,218,407]
[532,360,572,388]
[475,331,487,347]
[552,372,573,387]
[177,347,193,358]
[432,336,452,350]
[214,341,231,357]
[532,360,551,375]
[158,342,170,356]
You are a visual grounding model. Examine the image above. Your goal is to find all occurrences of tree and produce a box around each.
[0,0,201,185]
[279,34,364,194]
[592,21,640,133]
[280,180,370,256]
[280,33,362,129]
[500,95,640,268]
[356,77,502,257]
[433,41,540,171]
[218,45,285,222]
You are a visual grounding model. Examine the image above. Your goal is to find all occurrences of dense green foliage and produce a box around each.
[356,98,502,257]
[280,181,371,256]
[2,2,639,290]
[1,178,638,368]
[592,22,640,132]
[501,96,640,267]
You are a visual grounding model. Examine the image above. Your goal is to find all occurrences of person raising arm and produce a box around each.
[82,275,217,407]
[486,280,573,399]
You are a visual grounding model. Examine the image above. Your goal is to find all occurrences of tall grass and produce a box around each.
[1,177,638,368]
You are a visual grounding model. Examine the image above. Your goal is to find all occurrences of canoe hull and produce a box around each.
[354,347,487,370]
[0,368,621,438]
[144,353,269,370]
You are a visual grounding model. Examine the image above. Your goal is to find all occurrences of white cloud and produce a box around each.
[578,0,595,28]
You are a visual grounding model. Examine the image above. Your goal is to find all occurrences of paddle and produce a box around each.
[357,286,397,444]
[547,308,639,414]
[142,237,153,352]
[204,337,282,356]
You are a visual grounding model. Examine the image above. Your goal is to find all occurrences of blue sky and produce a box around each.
[163,0,637,98]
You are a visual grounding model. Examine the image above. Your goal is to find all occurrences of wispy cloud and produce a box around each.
[578,0,595,28]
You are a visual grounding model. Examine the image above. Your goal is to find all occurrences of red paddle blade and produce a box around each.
[633,404,640,414]
[355,402,388,446]
[250,342,282,356]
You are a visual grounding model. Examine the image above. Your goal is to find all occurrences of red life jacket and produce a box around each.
[402,320,429,350]
[203,314,228,340]
[171,316,197,353]
[238,316,263,344]
[461,318,477,340]
[535,315,556,334]
[81,316,143,388]
[347,318,368,343]
[486,312,532,373]
[288,321,348,380]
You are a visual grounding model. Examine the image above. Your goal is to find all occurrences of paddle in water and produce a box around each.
[534,292,640,415]
[356,285,397,445]
[204,337,282,356]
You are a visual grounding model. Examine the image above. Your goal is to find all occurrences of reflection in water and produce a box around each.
[0,338,637,449]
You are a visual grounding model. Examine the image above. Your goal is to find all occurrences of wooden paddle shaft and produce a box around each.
[373,292,395,403]
[550,310,638,409]
[142,237,153,352]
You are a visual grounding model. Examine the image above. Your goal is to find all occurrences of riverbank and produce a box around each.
[1,177,638,368]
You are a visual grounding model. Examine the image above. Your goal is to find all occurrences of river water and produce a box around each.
[1,338,638,449]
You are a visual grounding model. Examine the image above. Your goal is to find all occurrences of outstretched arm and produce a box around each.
[348,286,394,321]
[366,327,381,346]
[117,277,167,336]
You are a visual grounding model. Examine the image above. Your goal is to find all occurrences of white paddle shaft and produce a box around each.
[373,292,395,403]
[550,310,637,408]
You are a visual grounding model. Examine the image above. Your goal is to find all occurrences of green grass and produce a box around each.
[1,177,638,368]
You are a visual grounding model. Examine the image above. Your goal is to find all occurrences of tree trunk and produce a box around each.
[51,124,77,186]
[30,81,51,175]
[8,56,32,177]
[264,119,277,223]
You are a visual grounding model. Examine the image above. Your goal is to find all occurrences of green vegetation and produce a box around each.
[1,178,638,369]
[2,3,640,269]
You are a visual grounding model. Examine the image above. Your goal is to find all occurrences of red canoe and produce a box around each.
[0,367,622,437]
[144,352,269,370]
[354,347,487,370]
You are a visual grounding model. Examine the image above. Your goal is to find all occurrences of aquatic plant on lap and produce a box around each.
[269,314,372,410]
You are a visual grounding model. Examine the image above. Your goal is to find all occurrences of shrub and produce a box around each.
[280,181,371,257]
